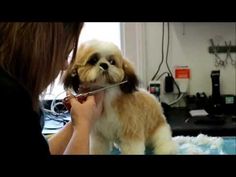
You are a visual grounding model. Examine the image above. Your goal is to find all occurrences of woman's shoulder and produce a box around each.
[0,67,31,103]
[0,66,34,122]
[0,67,50,156]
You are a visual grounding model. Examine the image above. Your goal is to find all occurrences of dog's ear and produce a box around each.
[120,58,139,93]
[63,65,80,93]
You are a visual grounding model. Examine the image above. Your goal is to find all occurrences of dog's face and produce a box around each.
[63,40,138,93]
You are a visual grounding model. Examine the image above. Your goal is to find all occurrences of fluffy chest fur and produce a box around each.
[93,87,122,142]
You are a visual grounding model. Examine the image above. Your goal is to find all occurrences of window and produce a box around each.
[42,22,121,100]
[79,22,121,48]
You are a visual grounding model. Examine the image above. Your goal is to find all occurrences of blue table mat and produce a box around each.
[111,136,236,155]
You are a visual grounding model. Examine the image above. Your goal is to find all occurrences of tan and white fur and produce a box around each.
[63,39,177,154]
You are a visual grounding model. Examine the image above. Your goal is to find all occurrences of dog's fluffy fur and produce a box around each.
[63,39,177,154]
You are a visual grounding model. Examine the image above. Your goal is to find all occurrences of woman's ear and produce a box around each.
[63,65,80,93]
[120,58,139,93]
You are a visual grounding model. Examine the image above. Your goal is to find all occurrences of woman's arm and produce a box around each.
[48,92,104,155]
[64,121,90,154]
[48,121,73,154]
[48,120,91,155]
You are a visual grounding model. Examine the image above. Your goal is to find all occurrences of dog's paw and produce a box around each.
[154,141,178,154]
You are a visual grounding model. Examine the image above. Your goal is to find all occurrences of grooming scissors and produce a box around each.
[224,41,236,66]
[63,80,128,110]
[210,39,224,67]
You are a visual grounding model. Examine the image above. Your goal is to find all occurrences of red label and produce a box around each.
[175,68,190,79]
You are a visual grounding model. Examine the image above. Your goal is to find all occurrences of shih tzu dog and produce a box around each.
[63,39,177,154]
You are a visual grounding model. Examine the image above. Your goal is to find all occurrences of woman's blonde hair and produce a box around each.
[0,22,83,111]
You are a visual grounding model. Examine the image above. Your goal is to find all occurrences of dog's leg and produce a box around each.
[90,131,111,154]
[151,124,178,154]
[119,138,145,155]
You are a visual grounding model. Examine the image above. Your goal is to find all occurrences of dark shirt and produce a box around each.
[0,67,50,157]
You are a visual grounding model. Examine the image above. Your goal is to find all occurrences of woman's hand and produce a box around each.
[66,91,104,131]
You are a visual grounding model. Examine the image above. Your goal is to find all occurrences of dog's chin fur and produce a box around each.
[63,39,177,154]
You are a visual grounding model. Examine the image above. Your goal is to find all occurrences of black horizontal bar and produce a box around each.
[209,46,236,53]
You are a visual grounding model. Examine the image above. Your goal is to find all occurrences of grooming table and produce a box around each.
[111,134,236,155]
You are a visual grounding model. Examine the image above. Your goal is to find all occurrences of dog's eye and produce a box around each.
[88,54,99,65]
[108,57,116,65]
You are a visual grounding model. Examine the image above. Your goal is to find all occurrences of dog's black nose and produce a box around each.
[99,63,109,70]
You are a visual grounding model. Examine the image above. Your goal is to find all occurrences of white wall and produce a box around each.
[123,22,236,96]
[120,23,147,87]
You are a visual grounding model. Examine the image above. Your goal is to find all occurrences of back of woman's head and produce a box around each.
[0,22,83,110]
